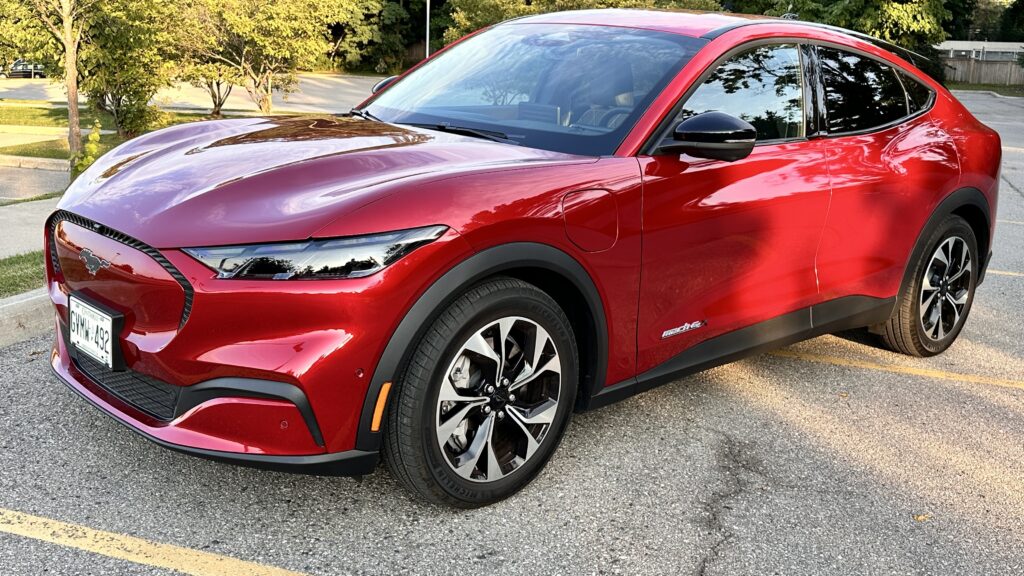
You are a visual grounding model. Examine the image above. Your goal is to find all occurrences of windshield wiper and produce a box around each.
[349,108,381,122]
[407,122,519,145]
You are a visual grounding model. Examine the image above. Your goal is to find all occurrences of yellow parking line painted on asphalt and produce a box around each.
[0,508,305,576]
[988,269,1024,277]
[997,219,1024,226]
[770,350,1024,391]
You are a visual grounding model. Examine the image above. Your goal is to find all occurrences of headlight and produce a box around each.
[183,225,448,280]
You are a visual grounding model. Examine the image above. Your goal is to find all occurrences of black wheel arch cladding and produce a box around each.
[898,187,992,297]
[355,242,608,452]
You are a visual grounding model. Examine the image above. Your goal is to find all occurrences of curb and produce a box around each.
[0,154,70,171]
[0,288,51,348]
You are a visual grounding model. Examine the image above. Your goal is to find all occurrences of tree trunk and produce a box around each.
[206,81,222,117]
[206,80,233,118]
[63,19,81,157]
[244,75,273,115]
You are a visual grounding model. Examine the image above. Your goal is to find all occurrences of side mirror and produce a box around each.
[657,111,757,162]
[371,75,400,94]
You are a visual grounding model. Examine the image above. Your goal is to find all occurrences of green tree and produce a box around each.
[946,0,979,39]
[973,0,1011,40]
[444,0,721,43]
[178,0,380,114]
[0,0,102,156]
[744,1,952,47]
[365,0,446,73]
[177,61,241,118]
[80,0,175,137]
[1001,0,1024,40]
[0,9,45,73]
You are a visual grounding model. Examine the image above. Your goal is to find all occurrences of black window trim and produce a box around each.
[810,40,936,139]
[639,36,937,156]
[641,37,814,156]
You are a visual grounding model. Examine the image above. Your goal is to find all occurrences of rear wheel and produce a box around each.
[881,216,977,356]
[383,277,578,507]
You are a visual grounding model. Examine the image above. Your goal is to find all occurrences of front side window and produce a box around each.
[674,44,806,142]
[818,46,908,134]
[366,24,705,156]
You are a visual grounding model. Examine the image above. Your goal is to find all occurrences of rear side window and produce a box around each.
[900,72,934,112]
[818,46,907,134]
[676,43,805,141]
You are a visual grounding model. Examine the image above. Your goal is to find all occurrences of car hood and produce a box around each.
[59,116,588,248]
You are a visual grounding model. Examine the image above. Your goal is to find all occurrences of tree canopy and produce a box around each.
[2,0,1018,145]
[176,0,380,113]
[445,0,722,43]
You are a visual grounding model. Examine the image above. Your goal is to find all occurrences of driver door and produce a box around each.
[636,42,831,373]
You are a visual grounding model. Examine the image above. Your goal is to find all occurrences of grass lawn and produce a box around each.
[0,105,114,128]
[947,83,1024,98]
[0,103,215,130]
[0,133,125,159]
[0,251,45,299]
[0,104,225,159]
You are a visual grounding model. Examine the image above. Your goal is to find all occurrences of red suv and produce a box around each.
[48,10,1001,507]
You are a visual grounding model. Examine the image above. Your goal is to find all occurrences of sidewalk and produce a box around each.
[0,196,60,258]
[0,126,72,200]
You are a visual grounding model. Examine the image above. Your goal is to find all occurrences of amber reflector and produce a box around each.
[370,382,393,432]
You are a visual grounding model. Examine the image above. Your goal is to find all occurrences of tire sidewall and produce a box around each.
[416,284,578,505]
[911,218,978,355]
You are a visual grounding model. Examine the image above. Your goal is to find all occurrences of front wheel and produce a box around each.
[881,215,978,356]
[383,277,578,507]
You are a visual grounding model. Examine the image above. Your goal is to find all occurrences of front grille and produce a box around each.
[75,354,181,421]
[47,210,195,328]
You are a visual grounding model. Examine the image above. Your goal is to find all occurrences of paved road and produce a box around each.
[0,94,1021,575]
[0,168,67,203]
[0,74,382,114]
[0,197,60,257]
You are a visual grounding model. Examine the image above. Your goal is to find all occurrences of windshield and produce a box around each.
[365,24,706,156]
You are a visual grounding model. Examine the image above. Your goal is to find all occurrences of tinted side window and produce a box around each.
[819,47,907,133]
[900,72,933,112]
[677,44,805,141]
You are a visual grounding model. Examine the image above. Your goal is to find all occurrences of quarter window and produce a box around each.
[900,72,934,113]
[818,47,908,133]
[676,44,805,142]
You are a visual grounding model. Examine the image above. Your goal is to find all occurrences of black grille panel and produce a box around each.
[47,210,195,328]
[75,354,181,421]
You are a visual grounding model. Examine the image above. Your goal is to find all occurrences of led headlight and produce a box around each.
[184,225,448,280]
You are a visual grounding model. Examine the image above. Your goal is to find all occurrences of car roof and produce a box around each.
[510,9,777,37]
[507,9,931,71]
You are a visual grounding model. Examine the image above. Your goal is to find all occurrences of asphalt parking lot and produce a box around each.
[1,91,1022,575]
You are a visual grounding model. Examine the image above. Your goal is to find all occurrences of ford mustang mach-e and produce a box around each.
[48,10,1001,507]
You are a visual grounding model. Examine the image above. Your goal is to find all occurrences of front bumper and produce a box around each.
[44,208,469,471]
[51,339,379,476]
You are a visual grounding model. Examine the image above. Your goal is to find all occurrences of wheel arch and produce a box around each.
[896,187,992,303]
[354,242,609,452]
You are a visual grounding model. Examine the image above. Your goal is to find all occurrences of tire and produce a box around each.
[383,277,578,507]
[881,215,978,357]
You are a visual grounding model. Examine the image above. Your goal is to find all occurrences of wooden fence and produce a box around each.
[941,58,1024,85]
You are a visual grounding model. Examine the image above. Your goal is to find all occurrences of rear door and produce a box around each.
[636,42,832,373]
[813,45,960,301]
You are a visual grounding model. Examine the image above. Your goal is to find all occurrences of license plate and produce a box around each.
[69,295,115,368]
